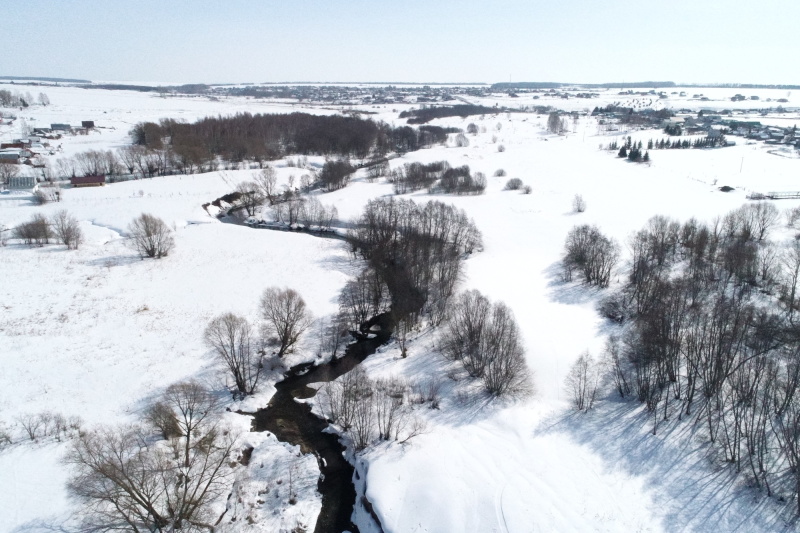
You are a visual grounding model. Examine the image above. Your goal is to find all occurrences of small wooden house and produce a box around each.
[71,175,105,188]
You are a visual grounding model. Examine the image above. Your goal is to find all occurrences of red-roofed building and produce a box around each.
[71,175,105,187]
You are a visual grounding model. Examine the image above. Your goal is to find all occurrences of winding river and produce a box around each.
[252,315,392,533]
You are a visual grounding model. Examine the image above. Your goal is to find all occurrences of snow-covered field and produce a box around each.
[1,84,800,532]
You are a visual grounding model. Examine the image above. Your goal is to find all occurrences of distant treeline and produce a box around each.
[131,112,458,164]
[492,81,676,90]
[492,81,800,91]
[399,104,508,124]
[84,83,211,94]
[0,75,91,84]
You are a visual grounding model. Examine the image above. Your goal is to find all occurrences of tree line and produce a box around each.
[0,89,49,107]
[399,104,507,124]
[130,113,458,169]
[605,134,729,155]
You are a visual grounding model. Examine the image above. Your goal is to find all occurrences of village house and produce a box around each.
[70,174,105,188]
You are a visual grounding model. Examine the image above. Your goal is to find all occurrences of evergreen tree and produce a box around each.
[618,146,628,158]
[643,151,650,162]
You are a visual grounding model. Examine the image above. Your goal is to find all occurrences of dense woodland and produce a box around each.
[565,202,800,512]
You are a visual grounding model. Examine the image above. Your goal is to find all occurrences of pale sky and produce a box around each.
[3,0,799,85]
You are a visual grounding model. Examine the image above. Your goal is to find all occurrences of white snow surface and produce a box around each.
[1,84,800,532]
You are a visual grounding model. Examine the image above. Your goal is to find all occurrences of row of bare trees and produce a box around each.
[13,210,83,249]
[320,368,427,451]
[575,203,800,513]
[0,89,48,107]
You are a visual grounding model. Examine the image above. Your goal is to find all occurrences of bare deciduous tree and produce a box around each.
[128,213,175,259]
[51,209,83,250]
[0,162,19,186]
[565,351,600,410]
[547,112,565,134]
[572,194,586,213]
[234,181,266,217]
[163,381,219,466]
[441,290,533,397]
[66,421,236,532]
[204,313,261,396]
[260,287,312,357]
[563,224,619,287]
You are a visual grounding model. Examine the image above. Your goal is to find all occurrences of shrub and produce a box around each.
[32,189,50,205]
[504,178,523,191]
[522,185,532,194]
[497,144,506,152]
[493,169,507,177]
[454,133,469,147]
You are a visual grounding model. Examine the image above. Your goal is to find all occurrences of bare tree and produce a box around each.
[66,421,236,532]
[563,224,620,287]
[128,213,175,259]
[441,290,532,396]
[162,381,219,467]
[51,209,83,250]
[0,162,18,186]
[481,302,531,396]
[260,287,312,357]
[782,242,800,313]
[204,313,261,396]
[572,194,586,213]
[234,181,265,217]
[547,112,565,134]
[565,351,600,410]
[253,165,278,204]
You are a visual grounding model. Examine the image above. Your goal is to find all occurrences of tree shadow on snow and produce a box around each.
[84,254,143,269]
[537,396,798,532]
[10,517,76,533]
[543,260,604,307]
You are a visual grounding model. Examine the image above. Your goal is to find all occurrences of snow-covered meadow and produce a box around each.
[1,84,800,532]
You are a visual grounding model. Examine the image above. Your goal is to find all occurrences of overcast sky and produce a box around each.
[3,0,799,85]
